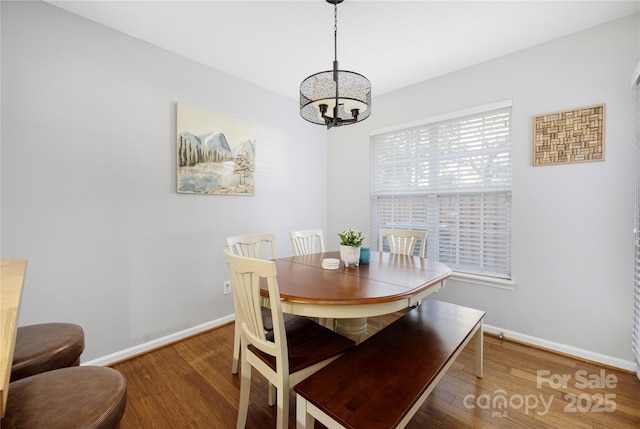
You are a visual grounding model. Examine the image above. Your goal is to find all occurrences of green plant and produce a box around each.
[338,229,363,247]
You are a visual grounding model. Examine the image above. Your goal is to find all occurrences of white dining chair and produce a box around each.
[289,229,325,256]
[378,228,427,258]
[289,229,332,328]
[226,232,278,260]
[223,249,355,429]
[225,233,298,375]
[378,228,428,328]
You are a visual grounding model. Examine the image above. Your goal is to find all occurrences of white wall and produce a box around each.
[1,1,327,361]
[3,1,638,369]
[327,14,639,368]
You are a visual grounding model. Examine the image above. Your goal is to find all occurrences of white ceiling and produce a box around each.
[46,1,639,101]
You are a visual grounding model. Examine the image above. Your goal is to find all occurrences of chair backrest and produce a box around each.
[223,248,288,373]
[378,228,427,258]
[289,229,325,256]
[224,233,277,259]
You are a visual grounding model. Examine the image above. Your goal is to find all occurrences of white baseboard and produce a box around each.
[82,314,235,367]
[484,324,638,373]
[82,315,637,374]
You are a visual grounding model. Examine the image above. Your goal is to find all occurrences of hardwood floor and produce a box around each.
[110,314,640,428]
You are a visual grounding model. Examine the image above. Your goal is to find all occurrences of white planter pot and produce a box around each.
[340,245,361,268]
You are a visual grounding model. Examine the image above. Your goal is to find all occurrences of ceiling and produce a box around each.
[46,1,639,101]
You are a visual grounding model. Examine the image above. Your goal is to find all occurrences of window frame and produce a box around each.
[632,73,640,377]
[370,100,513,285]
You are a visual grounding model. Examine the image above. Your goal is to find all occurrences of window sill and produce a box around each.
[449,272,515,290]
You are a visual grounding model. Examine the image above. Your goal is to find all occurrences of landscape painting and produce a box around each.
[177,103,256,195]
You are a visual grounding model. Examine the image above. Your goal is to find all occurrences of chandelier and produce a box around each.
[300,0,371,129]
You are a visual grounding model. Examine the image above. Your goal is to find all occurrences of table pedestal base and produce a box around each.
[335,318,368,344]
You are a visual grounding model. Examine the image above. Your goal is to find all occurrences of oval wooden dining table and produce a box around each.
[260,251,451,343]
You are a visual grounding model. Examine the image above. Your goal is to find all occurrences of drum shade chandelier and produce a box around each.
[300,0,371,129]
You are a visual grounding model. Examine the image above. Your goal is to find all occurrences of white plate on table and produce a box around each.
[322,258,340,270]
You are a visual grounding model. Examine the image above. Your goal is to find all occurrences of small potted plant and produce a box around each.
[338,229,364,267]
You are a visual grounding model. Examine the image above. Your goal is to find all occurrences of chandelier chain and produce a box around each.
[334,2,338,62]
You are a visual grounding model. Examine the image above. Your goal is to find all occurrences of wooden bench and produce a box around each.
[294,299,485,429]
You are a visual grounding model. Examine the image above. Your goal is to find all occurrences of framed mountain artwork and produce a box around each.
[176,103,256,195]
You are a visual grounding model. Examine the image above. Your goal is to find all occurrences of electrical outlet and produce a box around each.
[223,280,232,295]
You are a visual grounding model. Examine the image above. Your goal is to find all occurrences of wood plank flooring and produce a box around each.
[110,313,640,428]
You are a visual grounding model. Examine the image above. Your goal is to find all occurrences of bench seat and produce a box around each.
[294,299,485,429]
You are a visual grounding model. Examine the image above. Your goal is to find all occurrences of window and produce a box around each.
[370,101,512,279]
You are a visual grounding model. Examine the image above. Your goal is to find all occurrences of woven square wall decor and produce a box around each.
[533,104,605,166]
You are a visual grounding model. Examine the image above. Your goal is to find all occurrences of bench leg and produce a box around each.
[474,322,484,378]
[297,393,348,429]
[296,394,314,429]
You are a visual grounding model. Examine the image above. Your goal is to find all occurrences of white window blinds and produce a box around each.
[370,101,512,279]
